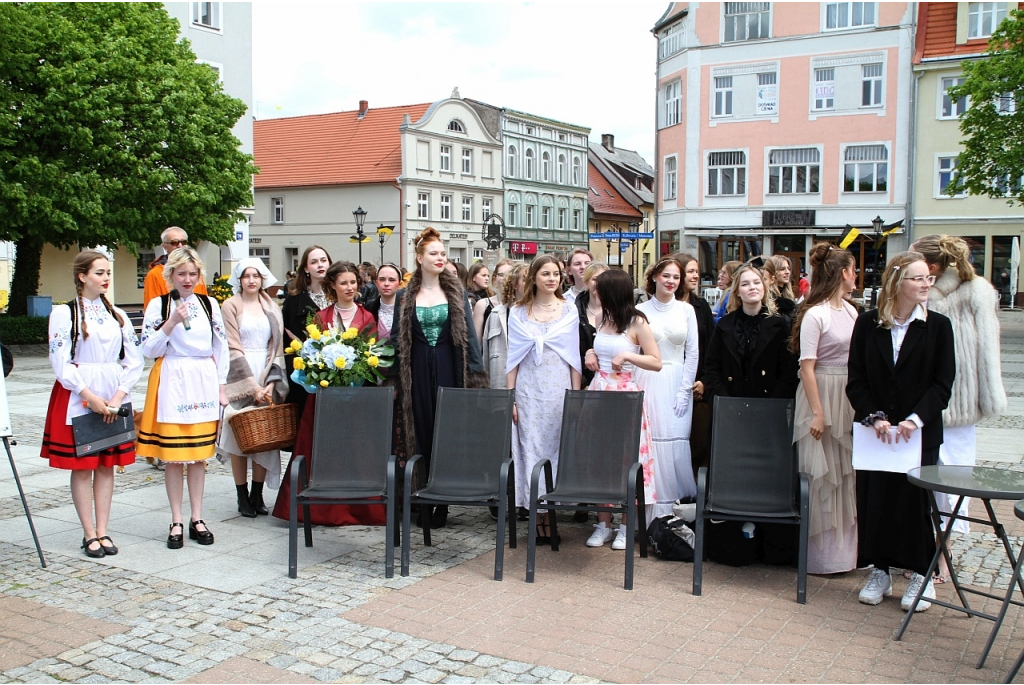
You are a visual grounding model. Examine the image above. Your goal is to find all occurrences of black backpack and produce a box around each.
[647,516,695,562]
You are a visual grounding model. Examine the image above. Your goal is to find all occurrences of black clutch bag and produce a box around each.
[71,402,135,457]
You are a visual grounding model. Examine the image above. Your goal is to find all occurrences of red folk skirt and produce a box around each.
[40,382,135,470]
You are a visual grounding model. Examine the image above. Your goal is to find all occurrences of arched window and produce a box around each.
[524,149,534,179]
[572,156,581,186]
[557,154,566,184]
[508,145,517,177]
[541,152,550,181]
[447,119,465,133]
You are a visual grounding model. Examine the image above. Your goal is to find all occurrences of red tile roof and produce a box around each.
[916,2,1023,63]
[254,103,432,189]
[588,161,642,219]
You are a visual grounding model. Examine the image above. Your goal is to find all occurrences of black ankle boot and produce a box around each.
[249,481,268,515]
[431,505,448,529]
[237,484,256,518]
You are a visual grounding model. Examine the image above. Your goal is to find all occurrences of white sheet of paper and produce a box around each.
[851,423,922,473]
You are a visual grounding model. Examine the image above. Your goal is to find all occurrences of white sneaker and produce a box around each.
[901,573,935,612]
[586,523,616,547]
[859,569,892,605]
[611,525,629,551]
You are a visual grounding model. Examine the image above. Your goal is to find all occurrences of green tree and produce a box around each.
[946,9,1024,204]
[0,3,256,315]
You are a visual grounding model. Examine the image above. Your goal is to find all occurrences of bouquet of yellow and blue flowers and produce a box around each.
[289,323,394,392]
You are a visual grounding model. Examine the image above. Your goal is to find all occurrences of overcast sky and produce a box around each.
[251,1,669,164]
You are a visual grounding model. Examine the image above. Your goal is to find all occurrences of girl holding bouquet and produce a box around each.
[272,261,382,525]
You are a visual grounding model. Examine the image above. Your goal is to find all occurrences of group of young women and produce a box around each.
[42,231,1004,614]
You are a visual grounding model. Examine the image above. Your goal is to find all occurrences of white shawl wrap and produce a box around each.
[505,304,583,376]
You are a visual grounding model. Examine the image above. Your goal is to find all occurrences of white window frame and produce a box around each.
[541,152,550,181]
[271,197,284,224]
[191,2,222,32]
[508,203,518,227]
[767,147,821,195]
[572,157,582,186]
[462,196,473,222]
[843,144,889,193]
[862,64,883,107]
[664,80,682,126]
[968,2,1008,39]
[557,208,567,230]
[525,149,534,179]
[997,91,1018,115]
[707,151,747,196]
[940,76,968,119]
[448,119,466,133]
[659,20,685,60]
[508,146,517,177]
[824,2,876,30]
[525,204,535,228]
[814,68,835,111]
[541,206,551,229]
[197,59,224,83]
[417,192,429,220]
[249,247,270,267]
[664,155,678,200]
[757,71,778,116]
[462,148,473,174]
[440,145,452,172]
[440,194,452,221]
[714,76,734,117]
[723,2,770,42]
[482,197,492,218]
[572,209,582,231]
[557,154,566,184]
[936,155,965,198]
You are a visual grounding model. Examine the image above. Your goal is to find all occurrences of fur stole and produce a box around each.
[221,293,288,406]
[394,271,488,454]
[927,267,1007,426]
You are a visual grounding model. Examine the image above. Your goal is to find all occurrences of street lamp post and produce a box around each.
[376,224,394,264]
[351,206,369,263]
[605,228,613,265]
[482,211,506,251]
[629,220,640,286]
[870,215,884,307]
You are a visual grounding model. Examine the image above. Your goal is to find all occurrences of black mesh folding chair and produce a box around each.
[288,386,397,579]
[401,388,515,580]
[693,396,809,603]
[526,389,648,590]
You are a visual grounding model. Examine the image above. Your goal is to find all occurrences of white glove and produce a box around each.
[672,390,690,418]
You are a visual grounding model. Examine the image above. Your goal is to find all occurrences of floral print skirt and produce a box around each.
[588,370,657,505]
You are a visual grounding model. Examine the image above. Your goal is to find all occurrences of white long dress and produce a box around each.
[509,303,576,508]
[635,298,699,519]
[216,312,283,488]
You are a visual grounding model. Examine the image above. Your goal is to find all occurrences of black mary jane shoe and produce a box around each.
[82,537,106,558]
[167,523,184,550]
[97,535,118,556]
[189,519,214,545]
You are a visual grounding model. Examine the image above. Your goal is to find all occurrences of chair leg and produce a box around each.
[625,469,638,591]
[402,455,421,577]
[385,457,396,579]
[421,504,432,547]
[288,455,304,579]
[693,467,707,596]
[507,462,516,550]
[303,504,313,547]
[1005,645,1024,684]
[495,467,509,581]
[545,462,558,551]
[797,473,809,604]
[526,459,549,583]
[637,469,648,559]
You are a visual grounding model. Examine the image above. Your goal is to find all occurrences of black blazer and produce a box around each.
[685,294,715,386]
[703,310,799,399]
[846,309,956,451]
[575,291,597,388]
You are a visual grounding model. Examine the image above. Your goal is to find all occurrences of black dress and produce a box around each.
[685,294,715,476]
[575,290,597,388]
[281,291,322,419]
[846,309,956,575]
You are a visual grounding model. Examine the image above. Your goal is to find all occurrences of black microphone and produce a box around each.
[169,289,191,331]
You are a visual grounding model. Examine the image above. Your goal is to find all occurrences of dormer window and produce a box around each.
[448,119,466,133]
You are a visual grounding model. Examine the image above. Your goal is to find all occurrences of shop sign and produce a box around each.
[508,240,538,255]
[762,210,816,227]
[449,233,468,239]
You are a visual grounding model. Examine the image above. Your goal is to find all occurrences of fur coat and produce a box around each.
[927,267,1007,427]
[391,270,488,455]
[221,293,288,405]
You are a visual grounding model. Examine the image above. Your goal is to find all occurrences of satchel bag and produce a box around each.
[647,515,695,562]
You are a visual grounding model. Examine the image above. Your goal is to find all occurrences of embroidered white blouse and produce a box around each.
[48,298,144,423]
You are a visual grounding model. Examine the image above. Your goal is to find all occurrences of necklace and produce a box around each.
[535,300,558,309]
[420,281,439,291]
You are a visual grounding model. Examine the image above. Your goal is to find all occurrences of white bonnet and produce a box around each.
[229,258,277,294]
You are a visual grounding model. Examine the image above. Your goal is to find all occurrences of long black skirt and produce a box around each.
[857,446,939,576]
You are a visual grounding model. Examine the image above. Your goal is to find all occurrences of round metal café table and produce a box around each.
[897,465,1024,674]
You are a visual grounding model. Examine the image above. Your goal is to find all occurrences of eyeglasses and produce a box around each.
[164,239,188,247]
[906,275,936,285]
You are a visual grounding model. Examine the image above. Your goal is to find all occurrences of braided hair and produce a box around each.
[73,250,124,342]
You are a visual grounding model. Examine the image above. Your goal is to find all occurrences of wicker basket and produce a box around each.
[229,401,297,454]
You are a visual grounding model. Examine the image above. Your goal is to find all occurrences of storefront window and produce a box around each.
[773,235,806,275]
[962,235,986,278]
[992,236,1017,306]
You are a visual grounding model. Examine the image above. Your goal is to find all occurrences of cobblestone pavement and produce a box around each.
[0,312,1021,683]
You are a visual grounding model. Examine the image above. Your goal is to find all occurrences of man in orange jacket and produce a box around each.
[143,226,208,307]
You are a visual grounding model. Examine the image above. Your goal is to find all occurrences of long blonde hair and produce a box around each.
[725,264,776,316]
[876,251,926,329]
[912,234,976,283]
[764,255,795,300]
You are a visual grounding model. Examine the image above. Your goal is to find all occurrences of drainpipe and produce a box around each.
[393,177,404,270]
[906,4,921,245]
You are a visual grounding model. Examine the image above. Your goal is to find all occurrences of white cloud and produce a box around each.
[252,1,665,162]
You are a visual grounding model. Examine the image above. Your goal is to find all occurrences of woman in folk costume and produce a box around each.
[847,251,955,611]
[635,256,700,519]
[272,260,382,526]
[505,255,583,544]
[42,250,143,558]
[391,228,488,530]
[912,234,1006,581]
[789,242,860,574]
[216,258,289,518]
[138,247,229,549]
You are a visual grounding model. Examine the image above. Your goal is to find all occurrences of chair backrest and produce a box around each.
[555,390,644,499]
[703,287,722,307]
[427,388,515,491]
[707,396,797,515]
[309,386,394,490]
